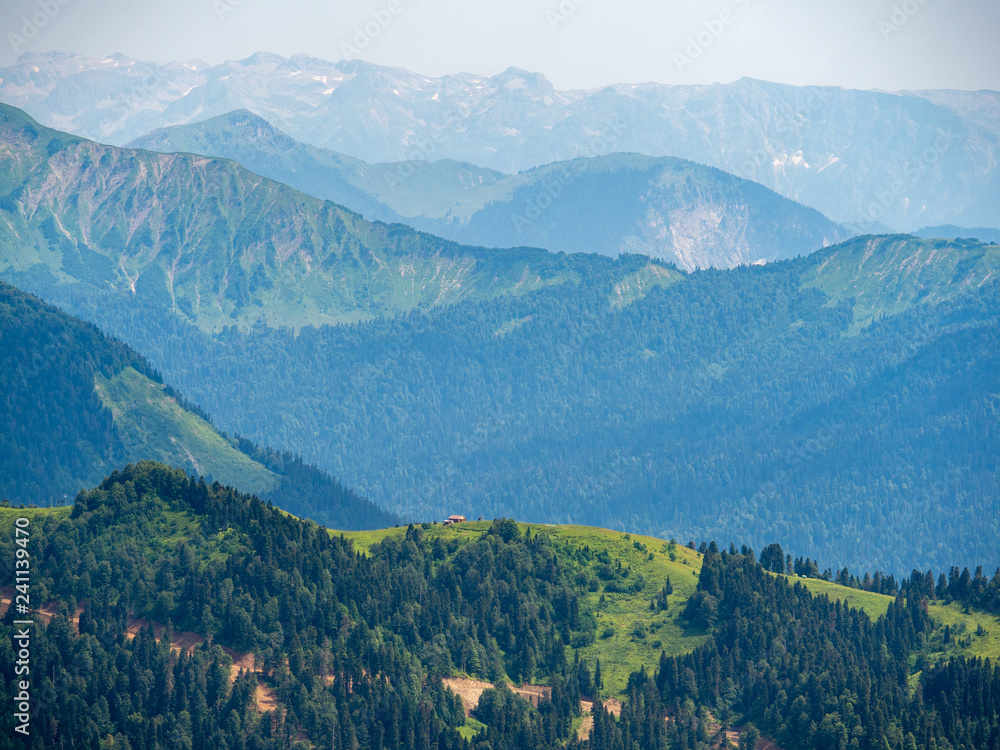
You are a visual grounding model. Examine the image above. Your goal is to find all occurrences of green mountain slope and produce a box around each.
[130,110,851,270]
[804,234,1000,327]
[94,365,280,495]
[1,464,996,749]
[0,281,395,529]
[84,233,998,575]
[0,103,621,333]
[2,107,998,572]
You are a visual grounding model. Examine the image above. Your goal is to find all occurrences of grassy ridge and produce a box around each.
[338,521,708,693]
[803,235,1000,329]
[95,366,281,495]
[338,522,1000,695]
[791,575,1000,658]
[1,102,659,333]
[0,506,70,536]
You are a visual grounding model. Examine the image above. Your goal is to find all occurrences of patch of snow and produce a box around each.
[816,154,840,172]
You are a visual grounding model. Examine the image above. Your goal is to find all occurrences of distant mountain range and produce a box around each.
[129,109,849,270]
[2,51,998,230]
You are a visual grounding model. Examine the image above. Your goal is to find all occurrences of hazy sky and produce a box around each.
[2,0,998,91]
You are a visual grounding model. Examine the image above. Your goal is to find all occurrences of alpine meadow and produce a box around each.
[0,4,998,750]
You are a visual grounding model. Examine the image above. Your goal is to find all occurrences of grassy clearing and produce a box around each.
[802,236,1000,331]
[336,521,708,695]
[610,263,684,308]
[785,575,895,619]
[536,525,708,694]
[0,506,71,536]
[337,521,1000,697]
[95,366,280,495]
[456,717,487,740]
[925,602,1000,660]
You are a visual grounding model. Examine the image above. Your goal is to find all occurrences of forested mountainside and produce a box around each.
[129,110,848,270]
[0,282,395,529]
[4,52,999,229]
[1,463,997,749]
[1,105,998,572]
[36,233,999,575]
[0,103,610,333]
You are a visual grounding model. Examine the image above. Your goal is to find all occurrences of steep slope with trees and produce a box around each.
[62,235,998,574]
[0,466,996,749]
[1,107,998,572]
[0,281,396,529]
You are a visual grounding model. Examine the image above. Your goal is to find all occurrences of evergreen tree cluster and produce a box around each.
[0,282,397,530]
[0,463,592,749]
[587,548,1000,750]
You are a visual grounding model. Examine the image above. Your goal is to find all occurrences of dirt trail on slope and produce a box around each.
[1,590,277,712]
[442,677,555,715]
[440,675,624,742]
[576,698,623,740]
[704,710,787,750]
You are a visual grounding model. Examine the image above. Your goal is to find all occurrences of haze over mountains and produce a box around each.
[3,5,1000,744]
[2,51,999,231]
[129,109,848,270]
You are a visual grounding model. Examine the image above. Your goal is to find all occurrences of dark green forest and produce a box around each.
[41,242,1000,574]
[0,464,997,749]
[0,282,396,530]
[0,463,594,749]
